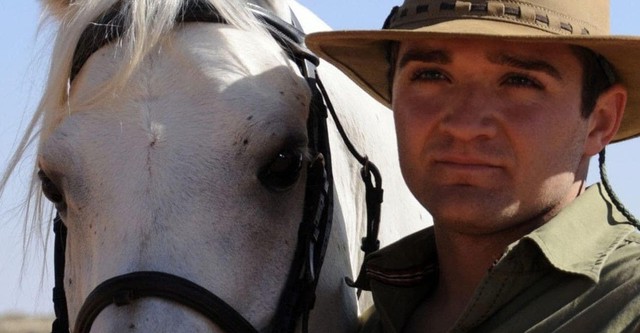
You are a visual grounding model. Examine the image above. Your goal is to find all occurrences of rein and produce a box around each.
[51,2,383,333]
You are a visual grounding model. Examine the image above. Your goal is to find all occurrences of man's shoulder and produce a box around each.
[622,229,640,245]
[599,229,640,283]
[580,229,640,331]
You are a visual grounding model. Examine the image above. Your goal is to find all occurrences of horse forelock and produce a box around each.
[38,0,272,140]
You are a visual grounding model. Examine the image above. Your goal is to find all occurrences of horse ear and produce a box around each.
[41,0,74,19]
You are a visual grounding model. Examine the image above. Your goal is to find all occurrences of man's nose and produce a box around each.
[438,86,498,141]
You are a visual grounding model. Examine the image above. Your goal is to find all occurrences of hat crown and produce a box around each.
[388,0,610,35]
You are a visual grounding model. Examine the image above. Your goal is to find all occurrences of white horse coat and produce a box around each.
[4,0,429,331]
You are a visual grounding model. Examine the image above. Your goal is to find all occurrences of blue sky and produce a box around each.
[0,0,638,315]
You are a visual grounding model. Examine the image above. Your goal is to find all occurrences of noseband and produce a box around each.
[51,2,383,333]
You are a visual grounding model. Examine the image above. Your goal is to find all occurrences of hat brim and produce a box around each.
[306,20,640,142]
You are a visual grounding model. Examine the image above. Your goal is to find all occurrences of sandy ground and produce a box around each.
[0,314,52,333]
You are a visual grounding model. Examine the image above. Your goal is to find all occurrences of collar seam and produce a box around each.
[366,263,437,287]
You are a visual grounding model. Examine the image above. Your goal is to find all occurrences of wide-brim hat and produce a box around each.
[306,0,640,142]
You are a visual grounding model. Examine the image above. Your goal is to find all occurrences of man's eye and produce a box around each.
[503,74,543,89]
[410,69,447,82]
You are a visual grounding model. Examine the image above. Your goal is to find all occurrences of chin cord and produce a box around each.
[598,148,639,228]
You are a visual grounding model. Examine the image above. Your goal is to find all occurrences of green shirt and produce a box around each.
[353,183,640,332]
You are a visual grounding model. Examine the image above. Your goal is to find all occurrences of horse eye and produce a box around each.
[258,150,304,192]
[37,170,66,209]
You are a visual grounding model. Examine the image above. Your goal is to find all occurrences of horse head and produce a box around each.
[12,0,429,332]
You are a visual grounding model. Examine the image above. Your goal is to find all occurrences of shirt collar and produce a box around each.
[353,183,636,332]
[518,183,635,282]
[350,227,437,291]
[352,228,438,333]
[355,183,634,287]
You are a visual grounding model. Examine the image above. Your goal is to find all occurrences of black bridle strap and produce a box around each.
[270,70,333,333]
[74,271,257,333]
[245,6,382,267]
[314,77,383,258]
[247,4,319,69]
[52,214,70,333]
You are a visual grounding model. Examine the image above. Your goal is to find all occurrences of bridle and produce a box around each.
[50,2,383,333]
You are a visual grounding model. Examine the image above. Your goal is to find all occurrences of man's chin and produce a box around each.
[425,194,522,234]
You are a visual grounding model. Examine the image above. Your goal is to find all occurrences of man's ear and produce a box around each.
[584,84,627,156]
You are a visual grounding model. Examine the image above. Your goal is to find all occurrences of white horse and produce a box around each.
[2,0,429,331]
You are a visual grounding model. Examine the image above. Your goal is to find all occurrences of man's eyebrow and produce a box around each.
[489,53,563,80]
[397,49,451,69]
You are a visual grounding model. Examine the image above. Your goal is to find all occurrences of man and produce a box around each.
[307,0,640,332]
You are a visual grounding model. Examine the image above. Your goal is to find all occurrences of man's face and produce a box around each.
[392,38,594,234]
